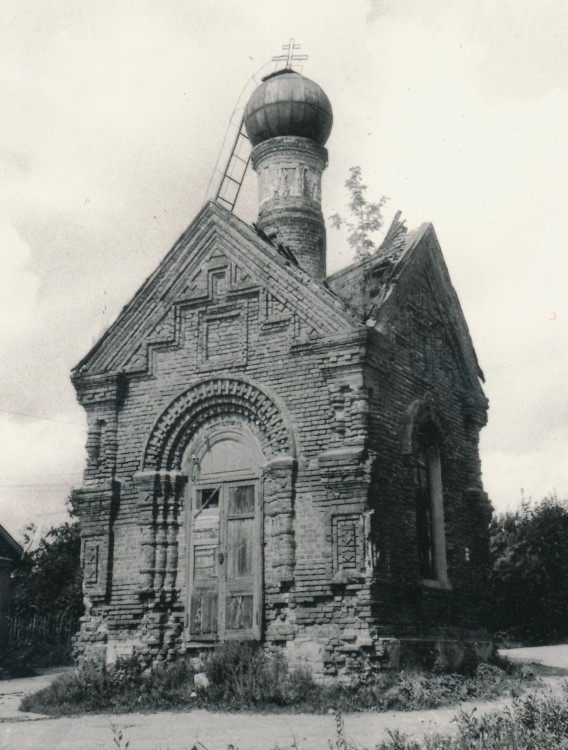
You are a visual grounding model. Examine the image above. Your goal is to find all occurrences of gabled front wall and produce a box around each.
[72,234,379,675]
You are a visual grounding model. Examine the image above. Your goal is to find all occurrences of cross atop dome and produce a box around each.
[272,38,308,71]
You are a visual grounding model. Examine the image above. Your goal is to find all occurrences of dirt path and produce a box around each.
[501,644,568,670]
[0,700,518,750]
[0,648,566,750]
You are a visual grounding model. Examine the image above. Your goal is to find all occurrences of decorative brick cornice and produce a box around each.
[251,136,328,171]
[291,327,368,357]
[71,481,118,525]
[318,446,370,484]
[71,371,127,409]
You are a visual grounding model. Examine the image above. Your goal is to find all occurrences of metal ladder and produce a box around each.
[208,39,308,215]
[215,118,251,212]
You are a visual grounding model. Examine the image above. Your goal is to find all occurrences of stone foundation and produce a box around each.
[74,604,492,678]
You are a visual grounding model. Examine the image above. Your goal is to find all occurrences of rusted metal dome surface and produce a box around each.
[244,71,333,147]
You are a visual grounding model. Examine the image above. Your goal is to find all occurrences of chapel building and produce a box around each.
[71,69,493,675]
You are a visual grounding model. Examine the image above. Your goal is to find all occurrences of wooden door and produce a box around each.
[188,481,261,642]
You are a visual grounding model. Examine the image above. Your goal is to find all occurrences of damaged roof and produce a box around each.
[327,212,424,315]
[327,213,485,385]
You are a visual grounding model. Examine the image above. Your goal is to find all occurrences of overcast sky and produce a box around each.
[1,0,567,538]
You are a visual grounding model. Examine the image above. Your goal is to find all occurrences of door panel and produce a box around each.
[223,482,258,639]
[225,594,253,630]
[190,590,218,637]
[228,485,255,514]
[188,480,260,641]
[188,488,221,641]
[193,545,217,580]
[227,517,254,578]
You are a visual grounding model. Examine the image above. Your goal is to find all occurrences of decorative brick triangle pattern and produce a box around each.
[73,202,358,378]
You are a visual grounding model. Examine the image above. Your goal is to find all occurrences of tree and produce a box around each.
[10,520,83,619]
[488,494,568,644]
[330,166,388,258]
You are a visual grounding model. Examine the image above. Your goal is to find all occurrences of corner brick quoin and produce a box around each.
[71,70,492,678]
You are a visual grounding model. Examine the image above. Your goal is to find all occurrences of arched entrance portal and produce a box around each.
[184,425,264,643]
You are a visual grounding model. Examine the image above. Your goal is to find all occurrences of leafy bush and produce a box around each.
[5,519,83,672]
[20,644,533,716]
[488,494,568,644]
[11,520,83,620]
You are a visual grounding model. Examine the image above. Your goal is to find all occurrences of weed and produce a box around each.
[376,682,568,749]
[203,643,316,708]
[110,722,130,750]
[380,730,421,750]
[330,711,347,750]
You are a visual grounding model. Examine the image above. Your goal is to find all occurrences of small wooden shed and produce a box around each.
[0,525,30,646]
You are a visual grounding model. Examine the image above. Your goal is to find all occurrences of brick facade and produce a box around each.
[70,202,492,675]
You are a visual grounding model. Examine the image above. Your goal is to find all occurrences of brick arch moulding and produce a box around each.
[143,376,296,472]
[400,396,456,463]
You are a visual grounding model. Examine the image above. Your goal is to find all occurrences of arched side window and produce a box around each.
[415,424,448,584]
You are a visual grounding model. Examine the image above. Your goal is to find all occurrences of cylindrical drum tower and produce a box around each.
[244,70,333,280]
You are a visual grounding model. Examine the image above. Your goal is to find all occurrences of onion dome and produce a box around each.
[244,70,333,147]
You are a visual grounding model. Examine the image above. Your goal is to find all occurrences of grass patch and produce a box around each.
[20,643,535,717]
[376,683,568,749]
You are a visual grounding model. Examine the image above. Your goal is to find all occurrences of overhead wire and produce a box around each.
[0,407,80,427]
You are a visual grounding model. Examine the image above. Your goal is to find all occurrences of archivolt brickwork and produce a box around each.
[143,377,294,471]
[401,397,456,461]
